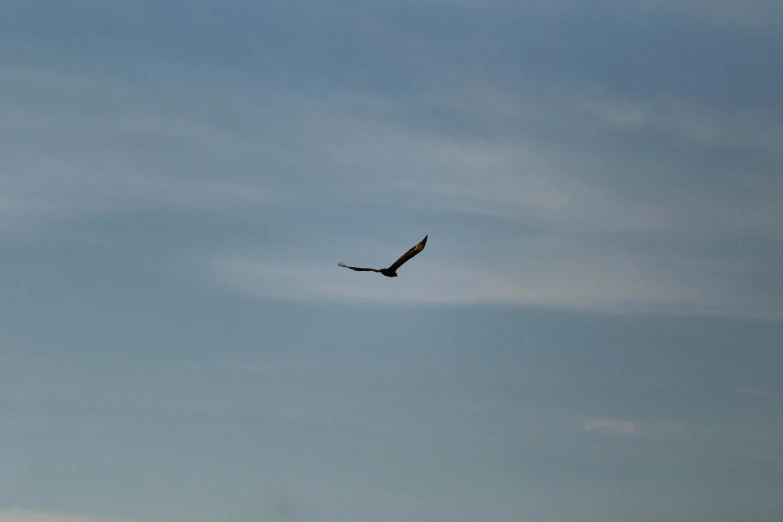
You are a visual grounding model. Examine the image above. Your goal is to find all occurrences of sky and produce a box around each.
[1,1,783,521]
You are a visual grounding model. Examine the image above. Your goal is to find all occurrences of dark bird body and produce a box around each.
[338,235,428,277]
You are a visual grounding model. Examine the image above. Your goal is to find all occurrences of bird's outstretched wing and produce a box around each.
[338,263,382,272]
[387,235,428,272]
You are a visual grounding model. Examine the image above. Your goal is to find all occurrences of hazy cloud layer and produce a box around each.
[3,18,782,315]
[3,1,783,522]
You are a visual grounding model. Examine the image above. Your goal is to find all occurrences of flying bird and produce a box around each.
[338,235,428,277]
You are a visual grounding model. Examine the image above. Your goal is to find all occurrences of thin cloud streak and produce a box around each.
[207,250,783,319]
[583,419,637,437]
[736,388,783,401]
[4,62,781,237]
[1,67,272,210]
[0,509,126,522]
[636,0,783,27]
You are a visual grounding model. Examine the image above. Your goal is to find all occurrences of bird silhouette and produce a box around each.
[338,235,428,277]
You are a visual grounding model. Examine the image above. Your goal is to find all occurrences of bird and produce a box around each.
[338,235,428,277]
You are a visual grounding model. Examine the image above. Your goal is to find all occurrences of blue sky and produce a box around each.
[2,1,783,521]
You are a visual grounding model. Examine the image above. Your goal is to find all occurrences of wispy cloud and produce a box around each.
[1,65,281,232]
[582,419,637,437]
[3,2,783,522]
[583,92,783,156]
[208,244,783,318]
[635,0,783,27]
[735,387,783,400]
[3,3,782,321]
[0,509,126,522]
[6,60,782,318]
